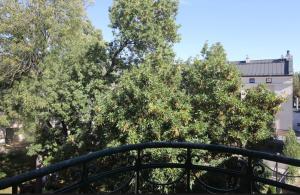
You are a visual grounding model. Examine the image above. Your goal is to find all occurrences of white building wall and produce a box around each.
[241,76,293,131]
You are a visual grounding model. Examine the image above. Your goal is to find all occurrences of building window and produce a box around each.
[249,78,255,83]
[266,78,272,83]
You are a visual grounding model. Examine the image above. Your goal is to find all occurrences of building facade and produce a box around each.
[232,51,293,132]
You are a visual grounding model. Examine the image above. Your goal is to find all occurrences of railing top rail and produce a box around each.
[1,141,300,189]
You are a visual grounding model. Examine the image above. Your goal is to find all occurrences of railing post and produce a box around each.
[12,185,18,194]
[275,152,280,194]
[80,162,88,193]
[35,155,43,193]
[186,148,191,192]
[135,149,141,194]
[275,160,278,193]
[35,177,43,193]
[247,157,253,194]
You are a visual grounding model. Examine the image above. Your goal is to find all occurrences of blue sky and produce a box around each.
[87,0,300,72]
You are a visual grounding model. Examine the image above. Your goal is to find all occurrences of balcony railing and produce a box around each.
[0,142,300,194]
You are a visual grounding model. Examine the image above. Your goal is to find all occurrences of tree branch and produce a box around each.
[106,39,131,76]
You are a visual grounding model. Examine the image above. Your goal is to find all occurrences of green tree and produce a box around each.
[283,129,300,158]
[102,55,206,194]
[283,129,300,180]
[0,0,108,163]
[243,85,284,147]
[106,0,180,79]
[97,41,284,192]
[182,43,284,147]
[182,43,241,145]
[0,0,183,164]
[106,61,202,146]
[293,72,300,103]
[0,0,92,88]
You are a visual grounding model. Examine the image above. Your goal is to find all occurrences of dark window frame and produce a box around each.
[249,78,255,83]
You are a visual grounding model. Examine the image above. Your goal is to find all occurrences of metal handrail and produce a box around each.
[1,142,300,193]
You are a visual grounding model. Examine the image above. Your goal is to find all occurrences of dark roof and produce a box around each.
[231,58,293,76]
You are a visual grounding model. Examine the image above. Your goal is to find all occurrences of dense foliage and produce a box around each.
[0,0,286,190]
[0,0,108,163]
[284,129,300,158]
[294,72,300,99]
[283,129,300,180]
[182,43,284,148]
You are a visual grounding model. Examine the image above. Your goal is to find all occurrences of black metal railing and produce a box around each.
[0,142,300,194]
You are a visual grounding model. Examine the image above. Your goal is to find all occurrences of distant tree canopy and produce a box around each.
[294,72,300,98]
[283,129,300,159]
[0,0,97,88]
[108,0,180,65]
[0,0,284,168]
[283,129,300,178]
